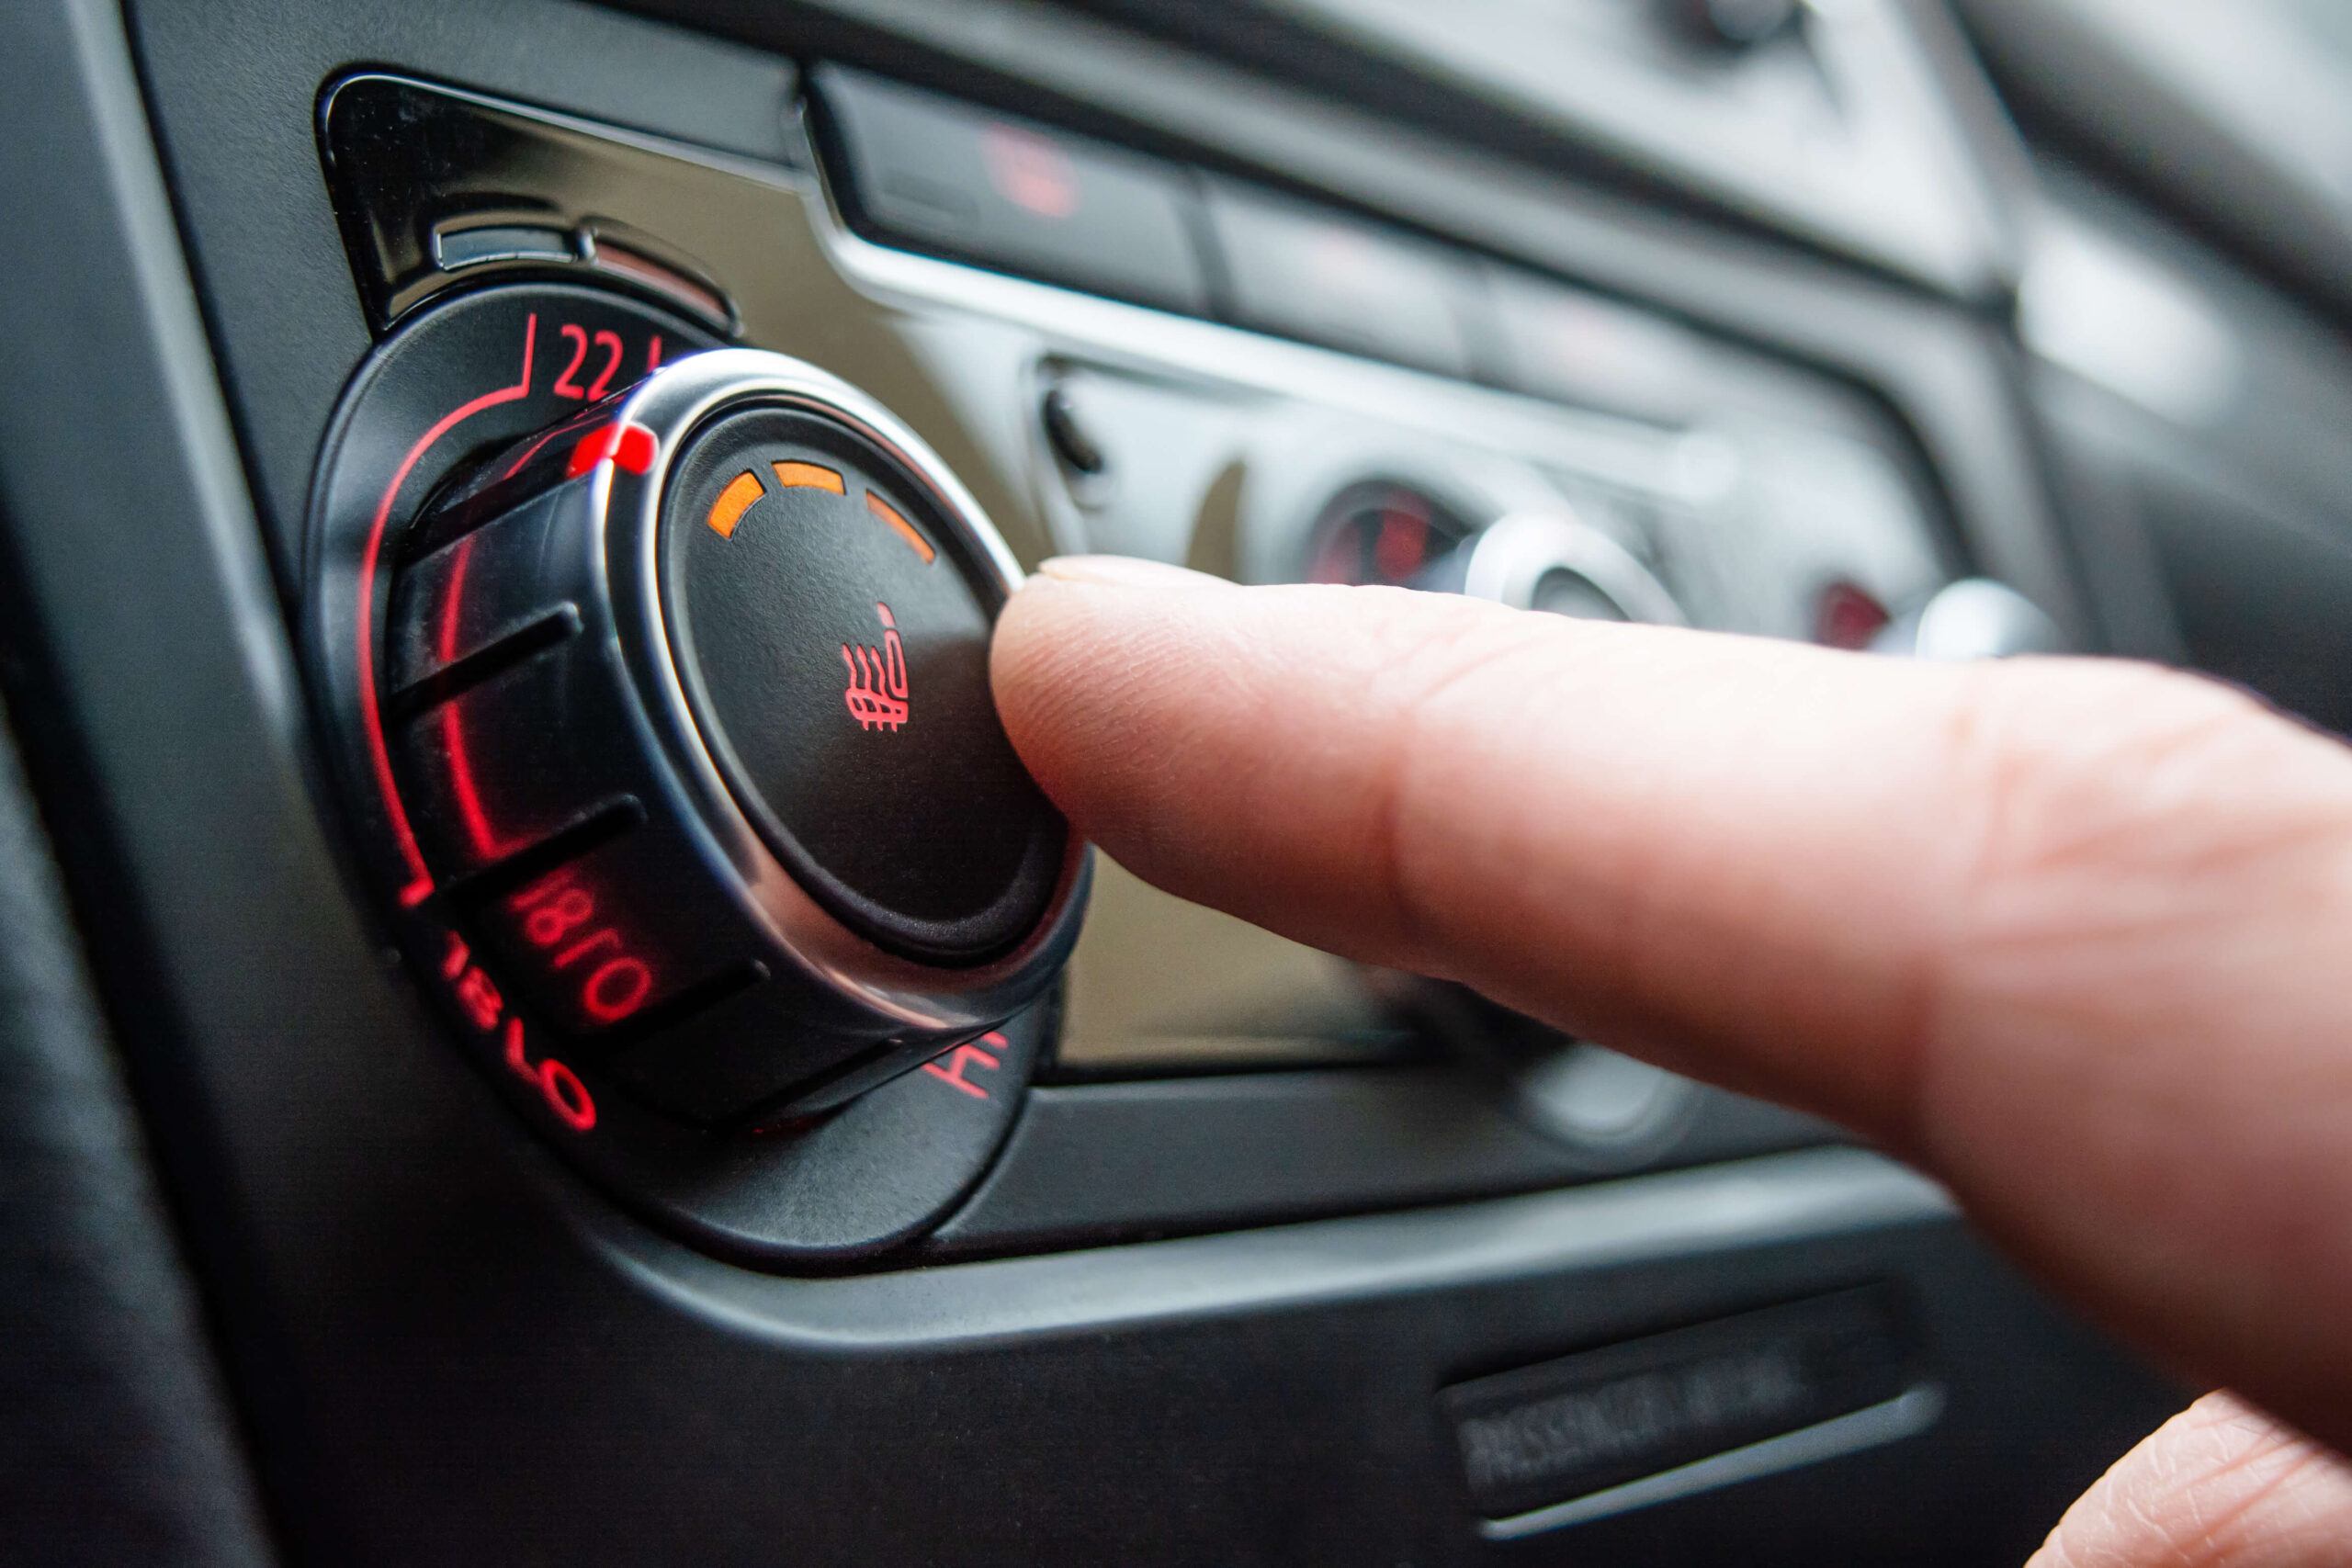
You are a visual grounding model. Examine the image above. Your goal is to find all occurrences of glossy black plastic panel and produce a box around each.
[1204,179,1479,376]
[811,63,1213,315]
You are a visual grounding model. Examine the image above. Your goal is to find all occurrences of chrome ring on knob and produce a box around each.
[594,348,1090,1033]
[1460,512,1686,626]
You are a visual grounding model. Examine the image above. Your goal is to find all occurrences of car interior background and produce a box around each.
[3,0,2348,1562]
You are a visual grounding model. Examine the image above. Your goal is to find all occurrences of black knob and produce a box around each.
[380,348,1085,1123]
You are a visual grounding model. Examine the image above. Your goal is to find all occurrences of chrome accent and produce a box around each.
[596,347,1087,1032]
[1462,511,1687,624]
[803,192,1711,507]
[1512,1044,1697,1150]
[1884,576,2066,660]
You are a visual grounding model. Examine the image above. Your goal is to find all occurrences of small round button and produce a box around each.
[664,408,1066,964]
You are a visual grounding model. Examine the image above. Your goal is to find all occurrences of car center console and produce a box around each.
[0,0,2192,1562]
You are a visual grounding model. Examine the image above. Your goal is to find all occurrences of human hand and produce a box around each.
[990,556,2352,1565]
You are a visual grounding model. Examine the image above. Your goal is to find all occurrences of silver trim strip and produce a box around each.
[800,184,1711,505]
[1478,1382,1948,1540]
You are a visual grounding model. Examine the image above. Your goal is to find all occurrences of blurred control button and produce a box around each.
[1663,0,1801,51]
[812,65,1211,314]
[1486,266,1709,421]
[1204,184,1476,377]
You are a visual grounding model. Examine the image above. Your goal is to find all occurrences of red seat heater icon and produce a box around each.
[842,602,910,731]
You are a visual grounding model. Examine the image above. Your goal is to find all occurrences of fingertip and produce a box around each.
[993,558,1218,726]
[991,557,1193,798]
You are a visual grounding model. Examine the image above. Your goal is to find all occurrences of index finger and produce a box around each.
[991,557,2352,1453]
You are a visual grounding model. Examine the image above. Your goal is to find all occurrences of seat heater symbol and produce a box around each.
[842,603,910,731]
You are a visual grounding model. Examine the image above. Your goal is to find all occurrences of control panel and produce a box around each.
[297,67,1982,1267]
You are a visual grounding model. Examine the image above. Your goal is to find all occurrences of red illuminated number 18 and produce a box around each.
[510,874,653,1023]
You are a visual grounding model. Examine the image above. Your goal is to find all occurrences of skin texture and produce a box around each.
[989,557,2352,1565]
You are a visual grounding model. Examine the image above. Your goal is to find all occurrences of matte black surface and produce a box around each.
[0,692,275,1567]
[665,407,1064,961]
[812,62,1213,315]
[928,1067,1838,1257]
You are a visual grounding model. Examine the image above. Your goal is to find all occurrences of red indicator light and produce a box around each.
[922,1031,1010,1100]
[566,422,655,478]
[981,123,1079,219]
[1816,581,1891,650]
[706,469,765,538]
[842,602,910,731]
[435,534,525,864]
[1374,502,1430,584]
[863,491,936,563]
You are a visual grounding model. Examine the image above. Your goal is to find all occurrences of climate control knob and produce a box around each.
[380,348,1085,1123]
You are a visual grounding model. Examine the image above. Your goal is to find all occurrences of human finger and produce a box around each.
[990,558,2352,1454]
[2030,1393,2352,1568]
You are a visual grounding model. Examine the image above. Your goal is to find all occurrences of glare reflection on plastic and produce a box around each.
[980,123,1079,219]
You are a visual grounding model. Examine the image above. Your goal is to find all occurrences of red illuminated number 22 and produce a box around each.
[552,323,628,400]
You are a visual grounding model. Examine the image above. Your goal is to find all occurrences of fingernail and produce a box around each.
[1032,555,1231,590]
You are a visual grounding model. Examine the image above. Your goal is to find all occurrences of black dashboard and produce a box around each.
[6,0,2349,1562]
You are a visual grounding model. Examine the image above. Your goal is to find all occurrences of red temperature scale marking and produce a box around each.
[359,313,537,908]
[922,1032,1011,1100]
[503,865,656,1029]
[440,932,595,1131]
[432,533,517,863]
[356,310,664,1136]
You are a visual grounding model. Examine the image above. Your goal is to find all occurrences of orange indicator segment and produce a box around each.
[772,460,845,494]
[864,491,937,564]
[705,469,765,539]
